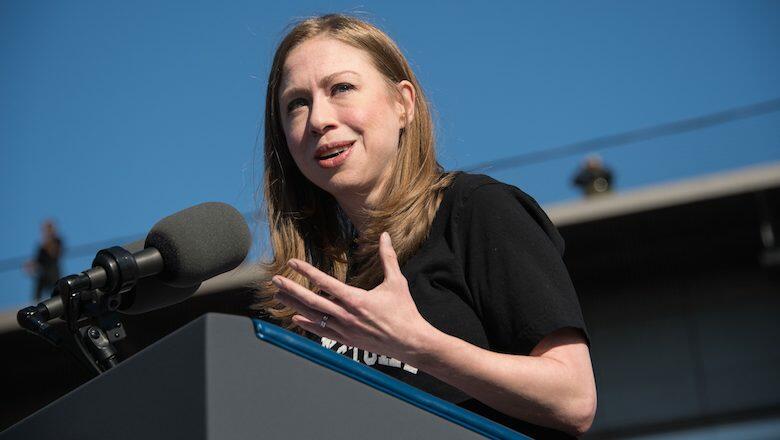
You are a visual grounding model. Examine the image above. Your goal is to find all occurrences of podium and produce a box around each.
[1,313,528,439]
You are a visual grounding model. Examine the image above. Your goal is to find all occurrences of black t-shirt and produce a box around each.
[314,172,590,439]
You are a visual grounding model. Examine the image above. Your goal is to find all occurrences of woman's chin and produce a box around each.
[321,173,375,199]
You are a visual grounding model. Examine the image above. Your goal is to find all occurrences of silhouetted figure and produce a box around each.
[572,155,614,197]
[24,220,64,302]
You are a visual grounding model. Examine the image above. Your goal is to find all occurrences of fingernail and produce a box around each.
[271,276,283,288]
[287,260,299,270]
[382,232,391,243]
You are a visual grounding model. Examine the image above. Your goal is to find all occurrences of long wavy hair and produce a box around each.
[254,14,454,328]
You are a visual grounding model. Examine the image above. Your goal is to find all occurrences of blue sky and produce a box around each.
[1,0,779,310]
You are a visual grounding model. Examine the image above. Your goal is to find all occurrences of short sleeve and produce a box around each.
[454,182,590,355]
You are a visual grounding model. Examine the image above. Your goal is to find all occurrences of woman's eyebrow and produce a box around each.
[320,70,360,86]
[280,70,360,103]
[280,86,306,104]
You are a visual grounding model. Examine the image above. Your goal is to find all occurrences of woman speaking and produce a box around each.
[256,14,597,439]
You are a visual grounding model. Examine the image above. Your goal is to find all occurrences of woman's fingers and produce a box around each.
[378,232,403,282]
[292,314,345,343]
[287,258,361,300]
[276,291,347,334]
[272,275,347,319]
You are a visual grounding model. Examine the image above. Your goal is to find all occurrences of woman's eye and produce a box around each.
[332,83,355,95]
[287,98,307,113]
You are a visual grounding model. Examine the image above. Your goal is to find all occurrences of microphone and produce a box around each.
[116,201,253,313]
[31,202,251,322]
[143,201,251,288]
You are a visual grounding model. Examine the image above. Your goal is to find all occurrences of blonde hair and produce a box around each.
[255,14,454,328]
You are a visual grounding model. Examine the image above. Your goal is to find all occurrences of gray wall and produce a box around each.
[580,266,780,437]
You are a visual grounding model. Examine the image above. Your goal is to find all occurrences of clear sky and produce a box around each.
[1,0,779,310]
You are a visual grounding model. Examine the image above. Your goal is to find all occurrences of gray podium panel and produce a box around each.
[2,314,485,440]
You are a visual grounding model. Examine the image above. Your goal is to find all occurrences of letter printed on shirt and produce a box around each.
[363,351,377,366]
[321,337,337,350]
[402,363,419,374]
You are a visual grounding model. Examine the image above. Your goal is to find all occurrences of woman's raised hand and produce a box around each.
[272,232,434,362]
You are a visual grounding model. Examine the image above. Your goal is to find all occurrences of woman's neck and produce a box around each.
[335,193,371,234]
[333,166,394,234]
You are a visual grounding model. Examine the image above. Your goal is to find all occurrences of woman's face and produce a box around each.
[279,36,413,206]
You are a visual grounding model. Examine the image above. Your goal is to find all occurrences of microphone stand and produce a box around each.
[17,246,138,375]
[59,275,127,374]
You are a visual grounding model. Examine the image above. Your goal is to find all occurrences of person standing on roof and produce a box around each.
[572,154,614,197]
[24,219,64,302]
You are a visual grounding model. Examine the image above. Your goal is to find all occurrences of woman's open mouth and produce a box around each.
[315,141,355,168]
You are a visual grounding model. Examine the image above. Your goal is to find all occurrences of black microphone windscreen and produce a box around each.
[144,202,251,288]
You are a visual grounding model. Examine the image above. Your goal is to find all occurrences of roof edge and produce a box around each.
[546,161,780,227]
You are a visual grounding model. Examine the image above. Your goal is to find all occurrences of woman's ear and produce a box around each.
[396,80,416,128]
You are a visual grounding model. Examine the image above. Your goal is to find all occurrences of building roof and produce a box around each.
[546,161,780,227]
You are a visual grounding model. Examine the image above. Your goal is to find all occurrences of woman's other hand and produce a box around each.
[272,231,434,361]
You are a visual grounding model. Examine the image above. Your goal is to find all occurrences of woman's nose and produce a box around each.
[308,97,337,135]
